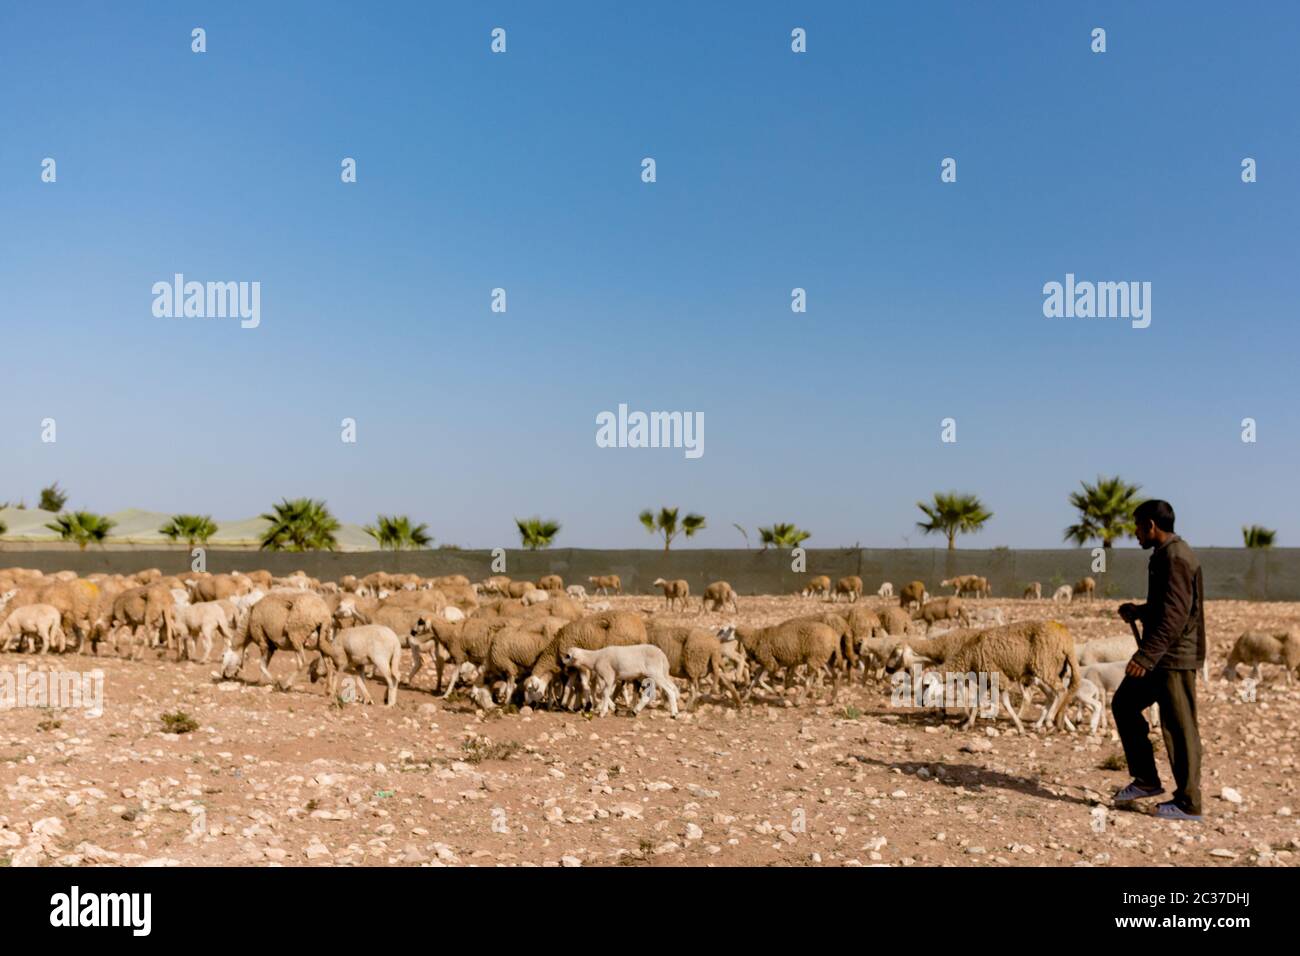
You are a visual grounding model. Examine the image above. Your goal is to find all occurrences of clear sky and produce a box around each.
[2,1,1297,549]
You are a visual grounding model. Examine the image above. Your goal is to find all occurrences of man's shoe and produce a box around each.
[1114,781,1166,802]
[1154,801,1202,821]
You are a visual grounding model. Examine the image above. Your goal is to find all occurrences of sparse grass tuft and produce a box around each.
[1099,752,1127,772]
[460,735,523,764]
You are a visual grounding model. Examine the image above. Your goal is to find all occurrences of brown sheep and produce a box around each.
[110,585,176,659]
[801,575,831,599]
[833,576,863,603]
[651,577,690,611]
[702,581,738,614]
[899,580,926,610]
[1073,577,1096,602]
[790,611,859,682]
[506,580,537,599]
[537,574,564,592]
[1023,582,1042,600]
[912,596,970,629]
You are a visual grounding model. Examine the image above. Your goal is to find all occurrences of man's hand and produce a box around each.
[1118,603,1139,624]
[1126,659,1148,679]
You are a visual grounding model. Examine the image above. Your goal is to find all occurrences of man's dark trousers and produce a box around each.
[1112,669,1202,814]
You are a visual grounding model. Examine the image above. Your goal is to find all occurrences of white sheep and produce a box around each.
[521,589,550,607]
[1052,584,1073,603]
[560,644,678,717]
[965,606,1005,628]
[172,601,234,663]
[1075,634,1138,668]
[565,585,588,601]
[311,624,403,706]
[877,582,894,599]
[0,603,65,653]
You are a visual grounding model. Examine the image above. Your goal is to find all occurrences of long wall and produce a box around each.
[3,547,1297,601]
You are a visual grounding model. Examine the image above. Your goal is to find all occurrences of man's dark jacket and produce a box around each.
[1133,534,1205,671]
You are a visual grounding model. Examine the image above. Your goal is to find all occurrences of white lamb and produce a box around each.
[1052,585,1073,603]
[566,585,588,601]
[561,644,679,717]
[877,582,894,599]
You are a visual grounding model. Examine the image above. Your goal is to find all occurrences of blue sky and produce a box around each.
[1,1,1297,549]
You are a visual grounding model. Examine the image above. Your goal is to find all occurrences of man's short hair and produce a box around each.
[1134,499,1175,533]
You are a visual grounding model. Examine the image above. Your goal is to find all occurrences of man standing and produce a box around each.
[1113,499,1205,820]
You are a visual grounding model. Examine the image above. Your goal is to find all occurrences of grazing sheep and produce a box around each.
[480,627,555,705]
[521,588,551,607]
[802,575,831,599]
[537,574,564,592]
[436,617,514,697]
[1052,584,1073,603]
[1023,582,1042,600]
[1073,577,1096,602]
[833,576,863,604]
[733,619,841,704]
[311,624,402,706]
[0,603,65,654]
[523,611,648,707]
[873,605,913,637]
[647,624,743,707]
[912,596,970,630]
[858,633,907,680]
[561,644,678,717]
[702,581,738,614]
[362,605,445,688]
[651,578,691,612]
[1222,630,1300,683]
[478,576,512,597]
[877,582,894,599]
[111,585,176,659]
[586,600,612,612]
[789,612,859,682]
[899,580,926,610]
[588,575,622,596]
[565,584,588,601]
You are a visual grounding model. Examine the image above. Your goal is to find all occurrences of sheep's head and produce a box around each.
[716,624,736,642]
[652,578,666,588]
[560,649,578,667]
[469,685,495,711]
[883,644,915,674]
[523,674,549,704]
[220,649,242,679]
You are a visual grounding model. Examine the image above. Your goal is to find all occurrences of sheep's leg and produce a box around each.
[1001,690,1025,734]
[633,679,654,715]
[406,646,423,687]
[258,646,277,685]
[662,679,679,716]
[441,660,461,698]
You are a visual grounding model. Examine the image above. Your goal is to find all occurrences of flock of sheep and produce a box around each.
[1,565,1297,735]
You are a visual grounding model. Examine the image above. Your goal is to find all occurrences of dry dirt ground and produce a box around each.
[1,596,1296,867]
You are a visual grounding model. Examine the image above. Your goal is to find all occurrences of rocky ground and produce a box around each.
[1,596,1296,867]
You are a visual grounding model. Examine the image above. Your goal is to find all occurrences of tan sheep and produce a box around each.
[588,574,623,596]
[702,581,738,614]
[537,574,564,592]
[1222,630,1300,683]
[833,575,863,603]
[480,627,555,704]
[111,585,177,659]
[1073,577,1096,602]
[651,577,691,612]
[733,618,841,704]
[506,580,537,599]
[523,610,648,706]
[647,624,743,707]
[801,575,831,599]
[1023,582,1042,600]
[221,591,332,689]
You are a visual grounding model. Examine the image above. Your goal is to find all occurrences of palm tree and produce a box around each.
[364,514,432,551]
[733,523,750,548]
[159,514,218,547]
[1243,525,1277,548]
[1064,475,1144,548]
[638,507,706,551]
[515,516,561,551]
[45,511,116,550]
[38,482,68,513]
[916,492,993,550]
[758,523,811,549]
[258,498,341,552]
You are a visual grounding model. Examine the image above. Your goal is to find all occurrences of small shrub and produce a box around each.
[460,735,522,764]
[1098,752,1127,772]
[161,711,199,734]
